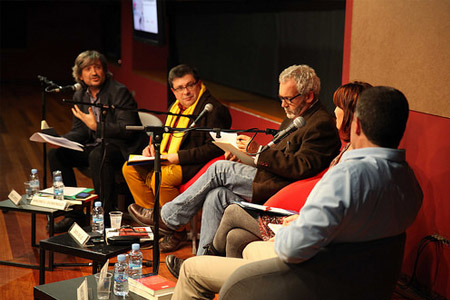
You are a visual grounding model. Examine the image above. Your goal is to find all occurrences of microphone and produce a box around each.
[47,83,82,93]
[189,103,213,128]
[261,116,306,152]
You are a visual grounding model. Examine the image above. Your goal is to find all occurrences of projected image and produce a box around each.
[133,0,158,34]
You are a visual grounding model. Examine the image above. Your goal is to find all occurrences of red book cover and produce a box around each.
[118,227,151,237]
[130,275,176,296]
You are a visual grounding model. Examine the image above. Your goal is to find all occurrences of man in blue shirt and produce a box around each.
[169,86,423,300]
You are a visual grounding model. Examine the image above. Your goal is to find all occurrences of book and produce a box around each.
[30,131,84,152]
[127,154,168,166]
[129,275,176,299]
[236,201,297,216]
[105,226,154,242]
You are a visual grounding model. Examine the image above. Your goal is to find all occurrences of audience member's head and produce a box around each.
[355,86,409,148]
[333,81,372,142]
[72,50,109,84]
[278,65,320,119]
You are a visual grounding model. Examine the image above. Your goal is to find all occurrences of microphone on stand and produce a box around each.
[46,83,82,93]
[189,103,213,128]
[260,116,306,152]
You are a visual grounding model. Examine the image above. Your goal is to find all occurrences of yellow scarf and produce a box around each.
[160,83,206,154]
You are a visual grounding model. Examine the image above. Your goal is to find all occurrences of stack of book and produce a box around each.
[129,275,176,300]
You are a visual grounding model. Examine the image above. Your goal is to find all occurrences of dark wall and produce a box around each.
[168,3,345,113]
[0,0,120,85]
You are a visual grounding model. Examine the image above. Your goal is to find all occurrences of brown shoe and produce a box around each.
[165,255,184,279]
[160,230,187,252]
[128,204,154,227]
[128,204,172,235]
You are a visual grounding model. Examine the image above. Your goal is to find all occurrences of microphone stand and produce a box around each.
[125,125,277,275]
[38,75,59,188]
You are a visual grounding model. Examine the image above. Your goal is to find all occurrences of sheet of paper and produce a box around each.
[39,187,88,197]
[77,278,88,300]
[213,141,256,166]
[209,132,238,147]
[30,132,84,152]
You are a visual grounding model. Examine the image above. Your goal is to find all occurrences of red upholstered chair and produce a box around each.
[263,168,328,212]
[179,156,225,253]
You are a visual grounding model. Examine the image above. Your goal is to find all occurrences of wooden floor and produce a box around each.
[0,82,425,299]
[0,82,195,299]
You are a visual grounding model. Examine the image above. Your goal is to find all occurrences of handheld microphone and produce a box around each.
[261,116,306,152]
[189,103,213,128]
[48,83,82,93]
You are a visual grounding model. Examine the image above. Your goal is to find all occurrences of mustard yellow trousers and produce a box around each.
[122,162,182,209]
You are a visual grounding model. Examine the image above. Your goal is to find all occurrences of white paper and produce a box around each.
[77,278,88,300]
[213,141,256,166]
[69,222,90,246]
[236,201,296,216]
[209,132,238,147]
[39,187,88,197]
[30,132,84,152]
[8,189,22,205]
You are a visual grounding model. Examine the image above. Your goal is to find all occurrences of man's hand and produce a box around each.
[224,151,239,162]
[72,105,97,131]
[142,145,155,157]
[282,214,299,227]
[162,153,180,164]
[236,135,260,154]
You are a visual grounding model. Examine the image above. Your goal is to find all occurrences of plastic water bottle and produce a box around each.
[114,254,129,296]
[53,176,64,200]
[92,201,104,235]
[29,169,40,196]
[128,243,143,279]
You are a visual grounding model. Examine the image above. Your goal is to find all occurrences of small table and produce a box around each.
[39,229,137,284]
[34,274,148,300]
[0,195,94,269]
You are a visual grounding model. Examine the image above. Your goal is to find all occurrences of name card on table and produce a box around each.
[77,278,88,300]
[30,195,68,210]
[69,222,91,247]
[8,190,22,206]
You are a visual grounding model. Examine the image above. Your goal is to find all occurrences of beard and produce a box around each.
[285,101,306,119]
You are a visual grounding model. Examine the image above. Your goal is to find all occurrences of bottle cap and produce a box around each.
[32,169,38,174]
[117,254,126,262]
[132,243,140,251]
[94,201,101,207]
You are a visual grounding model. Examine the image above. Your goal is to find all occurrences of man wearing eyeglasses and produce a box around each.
[141,64,340,261]
[123,64,232,249]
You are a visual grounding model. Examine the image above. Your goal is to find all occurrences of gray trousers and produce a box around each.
[161,160,257,255]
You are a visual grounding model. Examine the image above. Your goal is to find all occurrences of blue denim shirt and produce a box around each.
[274,147,423,263]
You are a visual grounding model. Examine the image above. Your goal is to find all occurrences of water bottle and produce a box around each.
[114,254,129,297]
[92,201,104,235]
[29,169,40,196]
[53,175,64,200]
[128,243,143,279]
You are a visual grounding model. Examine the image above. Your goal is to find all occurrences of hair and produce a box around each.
[72,50,109,83]
[168,64,200,88]
[333,81,373,142]
[279,65,321,99]
[355,86,409,148]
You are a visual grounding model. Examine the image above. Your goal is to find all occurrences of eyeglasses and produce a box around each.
[279,93,302,103]
[172,81,198,93]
